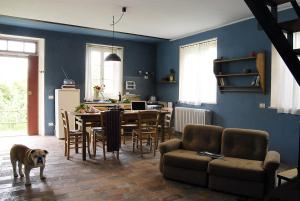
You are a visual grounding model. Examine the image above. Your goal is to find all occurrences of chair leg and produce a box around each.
[116,151,119,160]
[64,140,67,156]
[103,140,106,160]
[75,136,78,153]
[132,135,135,152]
[67,139,70,160]
[93,133,96,157]
[150,137,153,152]
[153,138,156,157]
[87,134,91,158]
[140,138,143,157]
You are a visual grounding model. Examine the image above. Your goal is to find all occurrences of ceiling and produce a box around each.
[0,0,293,40]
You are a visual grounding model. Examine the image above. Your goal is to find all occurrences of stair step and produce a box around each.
[294,49,300,55]
[267,0,295,6]
[279,19,300,32]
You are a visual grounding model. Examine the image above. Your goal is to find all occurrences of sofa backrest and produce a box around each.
[182,124,223,153]
[221,128,269,161]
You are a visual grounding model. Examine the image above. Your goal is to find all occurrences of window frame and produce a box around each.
[85,43,124,101]
[0,37,37,55]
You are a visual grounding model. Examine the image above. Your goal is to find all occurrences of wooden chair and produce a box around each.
[90,110,121,160]
[132,110,159,157]
[121,112,138,144]
[61,110,90,160]
[161,107,173,140]
[90,114,106,159]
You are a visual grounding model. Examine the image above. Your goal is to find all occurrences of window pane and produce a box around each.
[7,41,23,52]
[24,42,36,53]
[0,40,7,50]
[91,50,100,66]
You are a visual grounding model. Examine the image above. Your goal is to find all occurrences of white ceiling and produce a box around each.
[0,0,291,39]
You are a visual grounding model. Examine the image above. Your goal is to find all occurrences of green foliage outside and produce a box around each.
[0,81,27,132]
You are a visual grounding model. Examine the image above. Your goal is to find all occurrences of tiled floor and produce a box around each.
[0,135,239,201]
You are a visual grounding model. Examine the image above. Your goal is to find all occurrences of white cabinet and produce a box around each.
[55,89,80,139]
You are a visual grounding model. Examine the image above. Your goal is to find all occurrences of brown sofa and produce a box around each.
[159,124,280,199]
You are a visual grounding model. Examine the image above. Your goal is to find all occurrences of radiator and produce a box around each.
[175,107,212,133]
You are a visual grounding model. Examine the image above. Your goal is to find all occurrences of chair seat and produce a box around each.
[91,127,103,132]
[122,124,138,128]
[164,149,212,171]
[69,129,82,133]
[208,157,265,182]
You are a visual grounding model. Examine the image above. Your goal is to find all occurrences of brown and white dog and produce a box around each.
[10,144,48,186]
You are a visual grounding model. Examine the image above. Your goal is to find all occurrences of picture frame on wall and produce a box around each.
[125,80,136,90]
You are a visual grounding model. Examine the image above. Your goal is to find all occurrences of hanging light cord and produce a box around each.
[112,11,125,26]
[110,7,126,53]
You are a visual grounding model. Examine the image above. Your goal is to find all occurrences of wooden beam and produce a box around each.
[244,0,300,86]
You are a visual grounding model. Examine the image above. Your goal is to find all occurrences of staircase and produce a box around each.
[244,0,300,86]
[244,1,300,200]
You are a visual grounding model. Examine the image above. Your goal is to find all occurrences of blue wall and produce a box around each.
[156,10,300,165]
[0,24,157,135]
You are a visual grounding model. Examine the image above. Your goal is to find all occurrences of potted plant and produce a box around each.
[169,69,175,81]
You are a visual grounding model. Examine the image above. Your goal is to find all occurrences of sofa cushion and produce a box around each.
[182,124,223,153]
[208,157,265,182]
[164,149,212,171]
[221,128,268,161]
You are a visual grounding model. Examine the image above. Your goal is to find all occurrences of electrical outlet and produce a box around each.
[48,122,54,127]
[259,103,266,109]
[48,95,54,100]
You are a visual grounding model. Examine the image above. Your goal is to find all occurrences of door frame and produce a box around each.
[0,34,45,136]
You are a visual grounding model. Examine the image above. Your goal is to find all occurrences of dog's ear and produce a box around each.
[44,150,48,155]
[30,150,36,154]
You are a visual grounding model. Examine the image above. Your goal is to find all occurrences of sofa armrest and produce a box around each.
[159,139,182,155]
[263,151,280,171]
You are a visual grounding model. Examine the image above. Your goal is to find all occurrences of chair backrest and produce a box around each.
[182,124,223,153]
[103,109,121,152]
[61,110,70,140]
[137,110,159,130]
[221,128,269,161]
[121,112,138,125]
[163,107,173,127]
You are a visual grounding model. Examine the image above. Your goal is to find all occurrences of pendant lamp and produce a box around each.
[105,7,126,62]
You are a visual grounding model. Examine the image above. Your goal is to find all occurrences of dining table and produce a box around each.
[73,109,170,161]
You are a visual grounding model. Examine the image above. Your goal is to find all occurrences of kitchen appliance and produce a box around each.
[55,89,80,139]
[149,96,157,103]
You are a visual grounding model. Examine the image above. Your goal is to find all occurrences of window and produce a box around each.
[0,39,37,53]
[271,33,300,115]
[179,39,217,104]
[85,44,123,101]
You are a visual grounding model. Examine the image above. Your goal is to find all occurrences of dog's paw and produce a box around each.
[20,173,24,177]
[40,176,46,180]
[14,174,18,177]
[25,182,31,186]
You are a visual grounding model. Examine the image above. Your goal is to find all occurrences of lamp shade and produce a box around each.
[105,53,121,62]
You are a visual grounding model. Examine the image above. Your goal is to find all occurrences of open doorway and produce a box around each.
[0,35,45,137]
[0,56,28,137]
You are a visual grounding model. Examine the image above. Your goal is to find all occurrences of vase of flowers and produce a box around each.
[93,84,105,100]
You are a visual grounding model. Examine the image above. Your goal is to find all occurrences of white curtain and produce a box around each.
[271,33,300,114]
[85,46,93,101]
[179,39,217,104]
[85,44,123,101]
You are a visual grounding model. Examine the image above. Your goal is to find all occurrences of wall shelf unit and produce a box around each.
[214,52,265,94]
